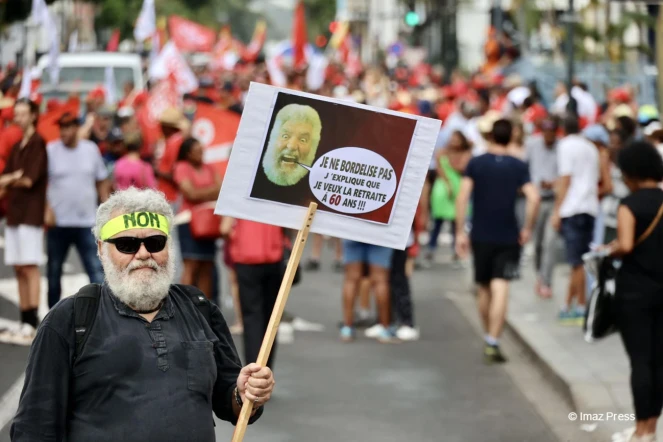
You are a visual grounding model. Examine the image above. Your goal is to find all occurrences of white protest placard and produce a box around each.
[214,83,440,250]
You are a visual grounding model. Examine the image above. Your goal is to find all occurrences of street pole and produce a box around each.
[567,0,574,95]
[657,5,663,113]
[493,0,502,32]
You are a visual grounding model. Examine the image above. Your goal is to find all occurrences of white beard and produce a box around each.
[262,139,313,186]
[100,243,176,312]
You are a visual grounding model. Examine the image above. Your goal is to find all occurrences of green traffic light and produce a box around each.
[405,11,419,26]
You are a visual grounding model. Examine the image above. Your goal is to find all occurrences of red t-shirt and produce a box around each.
[0,125,23,173]
[157,133,184,202]
[173,161,217,212]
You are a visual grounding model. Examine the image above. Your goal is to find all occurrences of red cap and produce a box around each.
[46,99,62,113]
[87,86,106,102]
[609,88,631,103]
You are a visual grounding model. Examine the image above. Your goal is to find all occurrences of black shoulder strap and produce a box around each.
[73,283,102,362]
[176,284,212,328]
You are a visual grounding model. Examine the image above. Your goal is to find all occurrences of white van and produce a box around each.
[37,52,144,105]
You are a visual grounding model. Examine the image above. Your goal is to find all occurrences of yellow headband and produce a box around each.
[100,212,170,240]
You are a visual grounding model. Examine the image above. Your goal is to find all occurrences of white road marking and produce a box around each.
[0,374,24,432]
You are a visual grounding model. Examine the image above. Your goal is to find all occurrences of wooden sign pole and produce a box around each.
[231,202,318,442]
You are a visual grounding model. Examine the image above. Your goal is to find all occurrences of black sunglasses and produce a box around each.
[105,235,168,254]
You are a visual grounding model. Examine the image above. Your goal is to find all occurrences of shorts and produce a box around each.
[471,241,521,284]
[177,223,217,262]
[5,225,44,266]
[561,214,595,267]
[342,240,393,269]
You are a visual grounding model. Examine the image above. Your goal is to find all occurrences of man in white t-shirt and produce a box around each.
[46,112,111,308]
[551,115,599,324]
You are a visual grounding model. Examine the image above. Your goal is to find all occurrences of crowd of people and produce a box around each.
[2,48,663,441]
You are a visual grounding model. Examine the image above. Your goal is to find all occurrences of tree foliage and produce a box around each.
[302,0,336,40]
[95,0,259,42]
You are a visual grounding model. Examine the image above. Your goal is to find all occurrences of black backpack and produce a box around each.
[73,283,212,362]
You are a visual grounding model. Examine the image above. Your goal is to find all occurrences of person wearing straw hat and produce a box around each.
[10,188,274,442]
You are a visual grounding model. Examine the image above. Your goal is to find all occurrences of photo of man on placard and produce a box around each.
[262,104,322,187]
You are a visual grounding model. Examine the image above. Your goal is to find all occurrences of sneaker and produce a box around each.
[276,322,294,344]
[291,317,325,332]
[305,260,320,271]
[558,308,584,326]
[365,323,386,338]
[396,326,420,341]
[339,326,355,342]
[377,326,399,344]
[0,323,36,346]
[483,343,507,364]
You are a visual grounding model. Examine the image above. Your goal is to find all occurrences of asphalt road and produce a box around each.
[0,237,564,442]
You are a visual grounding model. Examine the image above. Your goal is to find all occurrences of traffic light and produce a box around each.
[405,11,420,27]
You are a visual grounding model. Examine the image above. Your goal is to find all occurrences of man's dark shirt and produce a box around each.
[250,164,314,207]
[10,284,262,442]
[465,153,530,245]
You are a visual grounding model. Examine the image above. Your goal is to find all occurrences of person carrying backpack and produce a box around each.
[10,188,274,442]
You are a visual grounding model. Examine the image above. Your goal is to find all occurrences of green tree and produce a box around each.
[94,0,259,42]
[302,0,336,41]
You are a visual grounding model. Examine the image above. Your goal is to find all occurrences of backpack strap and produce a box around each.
[73,283,102,362]
[175,284,212,328]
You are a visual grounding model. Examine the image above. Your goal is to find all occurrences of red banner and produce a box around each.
[168,15,216,53]
[191,103,240,180]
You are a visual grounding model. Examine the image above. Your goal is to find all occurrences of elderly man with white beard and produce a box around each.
[251,103,323,206]
[10,188,275,442]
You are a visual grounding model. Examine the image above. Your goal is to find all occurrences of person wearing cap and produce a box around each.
[0,98,48,346]
[45,112,111,309]
[10,188,274,442]
[103,126,128,176]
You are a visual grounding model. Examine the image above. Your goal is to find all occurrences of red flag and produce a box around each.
[168,15,216,52]
[242,20,267,62]
[291,1,307,69]
[106,30,121,52]
[37,98,80,143]
[191,103,241,180]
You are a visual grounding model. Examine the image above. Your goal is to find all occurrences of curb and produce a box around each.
[503,318,619,442]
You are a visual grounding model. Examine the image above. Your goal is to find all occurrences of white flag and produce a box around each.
[306,53,328,91]
[265,57,286,87]
[149,31,160,71]
[148,42,198,94]
[32,0,59,84]
[134,0,156,43]
[18,69,32,99]
[104,66,116,105]
[68,30,78,52]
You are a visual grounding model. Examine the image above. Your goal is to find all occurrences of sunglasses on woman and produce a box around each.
[105,235,168,254]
